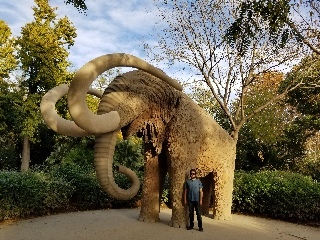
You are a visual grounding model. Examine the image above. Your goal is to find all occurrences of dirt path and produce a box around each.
[0,208,319,240]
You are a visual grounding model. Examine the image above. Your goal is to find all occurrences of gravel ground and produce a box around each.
[0,208,319,240]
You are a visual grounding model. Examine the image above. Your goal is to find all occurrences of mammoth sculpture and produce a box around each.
[40,53,236,228]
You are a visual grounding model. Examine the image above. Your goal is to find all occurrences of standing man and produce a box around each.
[184,169,203,232]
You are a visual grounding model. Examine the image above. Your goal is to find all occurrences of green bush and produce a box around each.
[1,168,319,224]
[49,164,111,210]
[0,171,71,221]
[0,165,142,222]
[45,137,95,170]
[49,164,142,209]
[233,170,320,223]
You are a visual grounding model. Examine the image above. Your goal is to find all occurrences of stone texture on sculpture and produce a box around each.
[40,53,237,228]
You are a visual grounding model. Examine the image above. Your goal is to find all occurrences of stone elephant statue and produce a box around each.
[40,53,236,228]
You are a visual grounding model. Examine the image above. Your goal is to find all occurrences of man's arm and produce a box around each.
[199,188,203,206]
[184,186,188,205]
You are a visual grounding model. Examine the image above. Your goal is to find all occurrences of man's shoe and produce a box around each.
[187,226,193,230]
[199,228,204,232]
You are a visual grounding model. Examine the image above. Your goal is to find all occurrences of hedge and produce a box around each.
[232,170,320,223]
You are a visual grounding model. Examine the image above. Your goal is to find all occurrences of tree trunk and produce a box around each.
[21,135,30,171]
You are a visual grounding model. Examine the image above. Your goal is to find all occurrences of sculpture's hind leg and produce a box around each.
[213,168,234,220]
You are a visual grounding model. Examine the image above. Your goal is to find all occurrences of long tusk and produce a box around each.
[40,84,102,137]
[67,53,182,134]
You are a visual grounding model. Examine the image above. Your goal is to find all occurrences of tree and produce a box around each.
[187,83,231,131]
[225,0,320,55]
[283,54,320,127]
[16,0,76,171]
[235,72,297,170]
[0,80,24,169]
[0,20,17,80]
[280,53,320,174]
[0,21,20,169]
[148,0,306,142]
[242,72,291,145]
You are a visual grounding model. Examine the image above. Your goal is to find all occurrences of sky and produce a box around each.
[0,0,178,76]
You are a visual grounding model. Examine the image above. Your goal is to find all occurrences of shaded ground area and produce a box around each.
[0,208,319,240]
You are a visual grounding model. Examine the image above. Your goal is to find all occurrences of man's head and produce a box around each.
[190,169,196,179]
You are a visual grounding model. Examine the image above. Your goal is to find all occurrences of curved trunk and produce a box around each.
[94,131,140,200]
[94,81,141,200]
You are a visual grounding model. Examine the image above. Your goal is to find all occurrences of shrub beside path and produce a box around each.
[0,208,319,240]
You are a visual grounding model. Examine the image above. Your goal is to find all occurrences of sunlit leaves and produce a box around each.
[242,72,291,144]
[284,54,320,117]
[281,54,320,150]
[0,21,17,80]
[17,0,77,93]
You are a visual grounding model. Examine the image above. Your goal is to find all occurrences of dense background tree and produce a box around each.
[235,71,296,170]
[15,0,77,171]
[281,53,320,178]
[0,21,20,169]
[0,80,23,169]
[225,0,320,55]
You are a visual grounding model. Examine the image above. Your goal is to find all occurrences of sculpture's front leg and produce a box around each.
[169,164,188,228]
[139,145,160,222]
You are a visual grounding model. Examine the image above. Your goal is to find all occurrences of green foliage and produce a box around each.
[276,54,320,173]
[13,0,77,169]
[160,175,171,207]
[44,134,144,208]
[45,137,95,170]
[224,0,320,55]
[17,0,76,90]
[235,72,297,171]
[187,83,232,132]
[0,81,24,169]
[114,135,144,177]
[0,170,72,221]
[225,0,292,54]
[0,161,143,221]
[236,125,286,171]
[0,20,17,80]
[293,133,320,182]
[282,54,320,132]
[64,0,87,14]
[48,164,112,210]
[233,170,320,223]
